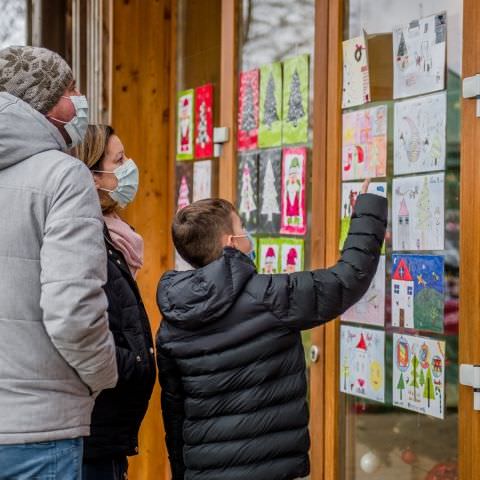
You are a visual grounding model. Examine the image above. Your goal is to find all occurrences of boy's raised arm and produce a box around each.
[264,192,387,330]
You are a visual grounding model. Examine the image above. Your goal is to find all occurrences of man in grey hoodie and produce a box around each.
[0,46,117,479]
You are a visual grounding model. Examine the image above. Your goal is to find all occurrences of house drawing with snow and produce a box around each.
[392,258,414,328]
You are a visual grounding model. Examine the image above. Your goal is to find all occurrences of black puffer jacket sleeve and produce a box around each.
[157,343,186,480]
[264,193,387,330]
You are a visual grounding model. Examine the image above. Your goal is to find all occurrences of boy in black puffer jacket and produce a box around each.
[156,180,387,480]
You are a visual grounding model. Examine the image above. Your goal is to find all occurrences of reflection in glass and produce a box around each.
[0,0,27,49]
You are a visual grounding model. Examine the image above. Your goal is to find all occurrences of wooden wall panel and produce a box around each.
[112,1,173,479]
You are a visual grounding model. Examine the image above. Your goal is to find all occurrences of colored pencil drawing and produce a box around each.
[237,70,259,151]
[193,160,212,202]
[340,181,387,251]
[194,84,214,159]
[280,147,307,236]
[237,153,259,232]
[282,55,309,145]
[259,63,283,147]
[393,13,447,99]
[257,238,281,274]
[341,256,385,327]
[258,149,282,234]
[392,255,444,333]
[280,238,304,273]
[176,89,194,160]
[392,173,444,251]
[342,32,370,109]
[340,325,385,403]
[394,91,446,175]
[393,334,445,419]
[342,105,387,180]
[175,162,193,212]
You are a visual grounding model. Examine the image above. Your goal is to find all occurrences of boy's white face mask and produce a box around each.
[231,232,256,263]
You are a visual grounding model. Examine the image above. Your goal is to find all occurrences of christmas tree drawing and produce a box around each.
[261,158,280,222]
[409,353,420,401]
[177,175,190,211]
[239,163,257,222]
[287,69,305,128]
[241,81,257,133]
[423,366,435,408]
[397,372,406,400]
[416,177,432,248]
[196,101,210,148]
[419,368,425,388]
[263,72,279,129]
[397,31,408,58]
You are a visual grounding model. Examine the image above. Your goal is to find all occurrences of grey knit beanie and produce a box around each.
[0,45,73,114]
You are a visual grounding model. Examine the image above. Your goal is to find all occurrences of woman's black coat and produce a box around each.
[83,227,156,461]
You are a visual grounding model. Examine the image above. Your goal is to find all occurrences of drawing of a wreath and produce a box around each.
[354,44,363,62]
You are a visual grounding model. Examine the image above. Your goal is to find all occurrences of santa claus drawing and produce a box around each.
[285,156,302,226]
[179,97,191,153]
[285,247,298,274]
[263,247,277,274]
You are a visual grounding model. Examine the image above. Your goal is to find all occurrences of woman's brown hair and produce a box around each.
[72,124,118,214]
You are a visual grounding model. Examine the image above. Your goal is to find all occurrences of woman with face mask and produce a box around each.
[73,125,156,480]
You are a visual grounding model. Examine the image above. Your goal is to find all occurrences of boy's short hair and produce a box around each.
[173,199,236,268]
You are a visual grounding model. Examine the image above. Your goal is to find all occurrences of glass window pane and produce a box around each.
[174,0,221,270]
[341,1,461,478]
[238,0,315,368]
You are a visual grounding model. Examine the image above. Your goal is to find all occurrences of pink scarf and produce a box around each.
[104,213,144,278]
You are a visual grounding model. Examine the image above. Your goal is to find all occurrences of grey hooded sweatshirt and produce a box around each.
[0,92,118,444]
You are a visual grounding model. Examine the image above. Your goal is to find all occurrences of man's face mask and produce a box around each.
[48,95,89,147]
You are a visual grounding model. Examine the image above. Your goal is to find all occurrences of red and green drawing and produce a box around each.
[282,54,309,145]
[259,62,283,147]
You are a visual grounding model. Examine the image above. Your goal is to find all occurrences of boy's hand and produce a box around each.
[361,178,371,194]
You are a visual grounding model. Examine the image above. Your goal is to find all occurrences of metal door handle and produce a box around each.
[310,345,320,363]
[463,74,480,117]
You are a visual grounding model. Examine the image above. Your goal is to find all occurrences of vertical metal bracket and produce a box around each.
[459,364,480,411]
[213,127,230,157]
[462,74,480,117]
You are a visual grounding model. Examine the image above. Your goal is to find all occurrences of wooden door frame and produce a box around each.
[309,0,333,478]
[318,0,344,478]
[459,1,480,478]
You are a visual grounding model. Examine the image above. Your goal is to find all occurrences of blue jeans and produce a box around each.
[0,438,83,480]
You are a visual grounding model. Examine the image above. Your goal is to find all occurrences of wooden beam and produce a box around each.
[218,0,238,202]
[309,0,330,477]
[323,0,344,478]
[111,1,173,478]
